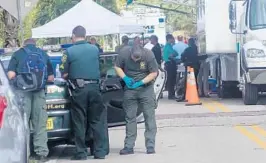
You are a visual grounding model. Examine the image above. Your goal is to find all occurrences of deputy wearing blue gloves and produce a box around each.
[115,44,159,155]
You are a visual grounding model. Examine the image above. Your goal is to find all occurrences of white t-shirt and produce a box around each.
[144,42,154,50]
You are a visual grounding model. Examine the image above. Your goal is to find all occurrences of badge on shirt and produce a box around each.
[140,61,146,69]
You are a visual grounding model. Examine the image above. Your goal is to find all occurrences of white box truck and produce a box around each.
[197,0,266,105]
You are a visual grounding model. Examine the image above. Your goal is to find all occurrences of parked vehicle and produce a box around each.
[0,61,29,163]
[197,0,266,105]
[0,48,167,148]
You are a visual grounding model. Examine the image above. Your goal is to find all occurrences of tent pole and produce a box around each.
[141,32,144,46]
[118,34,120,45]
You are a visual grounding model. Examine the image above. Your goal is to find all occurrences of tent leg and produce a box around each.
[118,34,120,45]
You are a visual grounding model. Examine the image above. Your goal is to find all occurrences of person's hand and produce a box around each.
[129,81,144,89]
[123,76,135,87]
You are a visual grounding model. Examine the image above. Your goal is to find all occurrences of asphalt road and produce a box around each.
[45,95,266,163]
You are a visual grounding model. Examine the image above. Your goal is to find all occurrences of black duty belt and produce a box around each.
[70,79,99,88]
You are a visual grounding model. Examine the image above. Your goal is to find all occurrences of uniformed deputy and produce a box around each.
[114,44,159,155]
[60,26,107,160]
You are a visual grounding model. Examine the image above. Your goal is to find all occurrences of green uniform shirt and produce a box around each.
[163,43,178,62]
[60,40,100,80]
[8,44,54,76]
[115,46,158,82]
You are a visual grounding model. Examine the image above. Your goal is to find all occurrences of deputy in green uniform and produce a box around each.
[115,44,159,155]
[60,26,107,160]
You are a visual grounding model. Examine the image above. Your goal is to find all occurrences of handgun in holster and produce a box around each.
[66,80,76,97]
[76,79,85,88]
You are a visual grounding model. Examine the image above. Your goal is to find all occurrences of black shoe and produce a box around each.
[94,155,105,159]
[71,155,87,160]
[168,96,177,100]
[146,148,156,154]
[34,155,49,162]
[176,98,185,102]
[119,148,134,155]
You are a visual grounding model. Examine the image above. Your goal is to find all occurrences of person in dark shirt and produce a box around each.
[181,38,200,79]
[181,38,200,100]
[90,37,103,53]
[150,35,162,65]
[8,38,54,162]
[115,35,129,53]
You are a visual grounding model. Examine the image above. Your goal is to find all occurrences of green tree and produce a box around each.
[0,8,19,47]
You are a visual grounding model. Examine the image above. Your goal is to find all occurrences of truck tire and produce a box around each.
[242,79,258,105]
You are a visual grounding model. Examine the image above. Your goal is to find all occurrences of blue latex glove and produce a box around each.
[129,81,144,89]
[123,76,135,87]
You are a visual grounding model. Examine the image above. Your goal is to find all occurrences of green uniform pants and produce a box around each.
[19,89,49,157]
[71,84,106,157]
[85,106,110,155]
[123,84,157,149]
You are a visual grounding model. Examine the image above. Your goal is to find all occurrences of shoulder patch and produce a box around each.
[61,54,67,63]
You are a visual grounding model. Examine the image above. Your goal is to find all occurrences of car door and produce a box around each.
[100,53,167,127]
[100,53,127,126]
[0,61,28,163]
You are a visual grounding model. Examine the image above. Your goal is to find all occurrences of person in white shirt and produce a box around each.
[173,36,188,60]
[144,37,154,50]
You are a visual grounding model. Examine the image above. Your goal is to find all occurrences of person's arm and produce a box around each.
[142,50,158,84]
[59,50,70,79]
[7,53,18,80]
[46,56,54,82]
[114,54,126,78]
[181,48,188,63]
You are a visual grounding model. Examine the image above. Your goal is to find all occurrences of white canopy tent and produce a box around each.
[31,0,144,38]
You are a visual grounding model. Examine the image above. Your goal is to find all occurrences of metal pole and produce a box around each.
[17,0,24,46]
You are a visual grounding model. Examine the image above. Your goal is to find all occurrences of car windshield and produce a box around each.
[249,0,266,30]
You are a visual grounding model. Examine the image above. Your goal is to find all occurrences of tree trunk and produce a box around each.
[0,8,20,48]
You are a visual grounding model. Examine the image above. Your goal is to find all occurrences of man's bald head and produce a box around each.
[72,25,86,43]
[122,36,129,44]
[24,38,36,46]
[72,25,86,38]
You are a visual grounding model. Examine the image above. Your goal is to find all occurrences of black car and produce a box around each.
[0,51,166,148]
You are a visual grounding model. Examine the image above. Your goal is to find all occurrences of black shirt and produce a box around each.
[181,45,199,68]
[151,43,162,65]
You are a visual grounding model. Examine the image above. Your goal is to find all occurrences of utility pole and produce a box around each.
[16,0,24,44]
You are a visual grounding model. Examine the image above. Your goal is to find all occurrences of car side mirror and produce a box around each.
[229,1,237,32]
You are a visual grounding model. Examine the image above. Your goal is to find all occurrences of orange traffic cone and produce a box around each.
[185,67,202,106]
